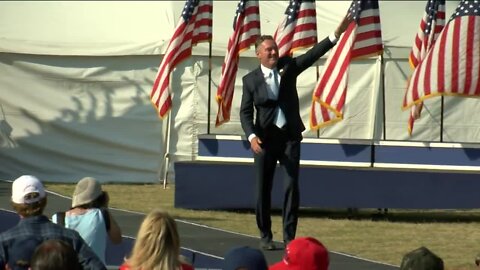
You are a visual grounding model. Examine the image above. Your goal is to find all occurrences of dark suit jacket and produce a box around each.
[240,36,335,141]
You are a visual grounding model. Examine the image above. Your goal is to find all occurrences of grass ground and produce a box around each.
[45,183,480,270]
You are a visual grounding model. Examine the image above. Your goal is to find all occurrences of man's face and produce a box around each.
[256,39,279,69]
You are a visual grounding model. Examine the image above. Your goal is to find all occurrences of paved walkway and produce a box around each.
[0,180,398,270]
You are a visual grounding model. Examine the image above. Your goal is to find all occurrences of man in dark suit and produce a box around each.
[240,15,351,250]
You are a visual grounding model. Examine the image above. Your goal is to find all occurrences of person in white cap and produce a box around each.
[0,175,106,270]
[52,177,122,264]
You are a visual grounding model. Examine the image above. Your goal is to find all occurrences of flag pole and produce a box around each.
[207,40,213,134]
[316,64,320,138]
[440,96,444,142]
[161,112,172,189]
[380,53,386,141]
[370,53,385,168]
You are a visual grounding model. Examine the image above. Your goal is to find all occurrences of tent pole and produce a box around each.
[207,40,212,134]
[162,112,172,189]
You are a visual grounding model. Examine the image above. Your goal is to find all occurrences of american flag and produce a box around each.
[310,0,383,130]
[404,0,480,112]
[409,0,446,68]
[407,0,445,135]
[215,0,260,126]
[150,0,213,118]
[274,0,317,58]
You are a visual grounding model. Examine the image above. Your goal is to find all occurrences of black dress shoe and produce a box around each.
[259,240,276,250]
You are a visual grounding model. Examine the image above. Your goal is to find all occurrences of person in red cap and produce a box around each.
[269,237,329,270]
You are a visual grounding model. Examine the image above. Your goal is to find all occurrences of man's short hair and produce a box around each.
[30,239,81,270]
[255,35,274,51]
[400,246,444,270]
[11,198,47,217]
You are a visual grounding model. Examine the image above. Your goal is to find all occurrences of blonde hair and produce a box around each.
[127,209,182,270]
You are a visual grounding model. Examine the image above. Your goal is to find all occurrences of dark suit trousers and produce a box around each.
[254,125,300,243]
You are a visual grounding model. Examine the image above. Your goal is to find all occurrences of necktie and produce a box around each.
[272,70,286,128]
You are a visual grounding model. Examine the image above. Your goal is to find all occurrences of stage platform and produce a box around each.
[175,135,480,210]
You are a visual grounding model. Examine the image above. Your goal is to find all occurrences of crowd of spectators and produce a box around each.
[0,175,468,270]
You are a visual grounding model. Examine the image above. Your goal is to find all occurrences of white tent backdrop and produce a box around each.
[0,1,478,183]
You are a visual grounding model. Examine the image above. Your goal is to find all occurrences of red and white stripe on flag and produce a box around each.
[274,0,317,58]
[404,0,480,112]
[310,0,383,130]
[150,0,213,118]
[407,0,445,135]
[215,0,261,126]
